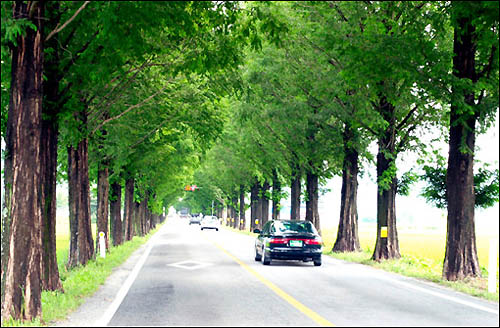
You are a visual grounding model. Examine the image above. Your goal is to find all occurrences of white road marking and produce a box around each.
[95,225,165,327]
[168,260,213,270]
[377,275,499,315]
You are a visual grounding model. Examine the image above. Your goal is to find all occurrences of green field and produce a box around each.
[321,224,498,268]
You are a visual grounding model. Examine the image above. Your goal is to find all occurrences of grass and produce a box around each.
[2,219,164,327]
[222,223,499,303]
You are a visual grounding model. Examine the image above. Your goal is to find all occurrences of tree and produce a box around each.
[1,1,45,321]
[443,1,499,281]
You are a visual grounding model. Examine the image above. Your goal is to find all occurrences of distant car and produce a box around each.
[189,215,201,225]
[254,220,322,266]
[201,215,220,231]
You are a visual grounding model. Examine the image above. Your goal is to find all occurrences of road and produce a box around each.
[58,216,499,327]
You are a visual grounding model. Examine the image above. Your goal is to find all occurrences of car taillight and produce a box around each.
[305,239,322,245]
[269,238,288,244]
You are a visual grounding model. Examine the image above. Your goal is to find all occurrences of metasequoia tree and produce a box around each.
[1,1,45,321]
[443,1,499,280]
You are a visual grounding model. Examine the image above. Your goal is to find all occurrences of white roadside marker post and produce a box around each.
[488,238,498,293]
[99,231,106,259]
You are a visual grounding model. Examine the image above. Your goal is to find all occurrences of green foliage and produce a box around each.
[420,164,447,209]
[397,170,419,196]
[420,161,499,209]
[475,165,500,208]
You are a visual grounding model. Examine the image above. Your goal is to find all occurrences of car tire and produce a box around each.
[313,259,322,266]
[254,247,262,261]
[262,248,271,265]
[201,227,204,231]
[216,228,219,231]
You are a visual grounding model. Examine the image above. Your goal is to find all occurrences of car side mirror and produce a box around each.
[253,229,261,234]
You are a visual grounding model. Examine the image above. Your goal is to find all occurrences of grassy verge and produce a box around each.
[2,223,164,327]
[222,224,499,302]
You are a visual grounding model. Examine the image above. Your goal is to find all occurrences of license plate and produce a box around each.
[289,240,303,247]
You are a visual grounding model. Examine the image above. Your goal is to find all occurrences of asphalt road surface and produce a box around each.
[55,215,499,327]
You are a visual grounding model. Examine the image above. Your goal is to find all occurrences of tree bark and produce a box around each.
[39,0,63,293]
[272,169,281,220]
[134,200,142,236]
[290,167,301,220]
[228,203,232,226]
[232,196,239,229]
[123,177,135,241]
[305,171,321,234]
[250,179,260,231]
[96,164,110,254]
[1,1,45,321]
[40,110,63,291]
[443,13,481,281]
[239,185,245,230]
[261,181,270,227]
[110,181,123,246]
[67,126,94,268]
[372,103,400,261]
[333,125,361,252]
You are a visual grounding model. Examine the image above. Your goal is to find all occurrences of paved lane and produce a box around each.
[107,218,320,326]
[104,216,499,326]
[205,226,499,326]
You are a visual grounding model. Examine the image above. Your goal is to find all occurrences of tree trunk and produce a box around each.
[40,110,63,291]
[1,1,44,321]
[110,181,123,246]
[134,200,142,236]
[142,197,150,235]
[372,108,400,261]
[443,14,481,281]
[333,125,361,252]
[67,130,94,268]
[232,196,239,229]
[272,169,281,220]
[124,177,135,241]
[290,168,301,220]
[96,164,110,254]
[239,185,245,230]
[305,171,321,234]
[39,0,63,292]
[250,179,259,231]
[227,203,232,227]
[261,181,270,227]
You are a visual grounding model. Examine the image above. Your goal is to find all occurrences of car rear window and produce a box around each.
[273,221,318,234]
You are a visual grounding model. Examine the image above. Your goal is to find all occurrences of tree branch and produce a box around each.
[396,105,418,131]
[46,1,90,42]
[61,28,100,75]
[477,44,497,81]
[91,82,171,136]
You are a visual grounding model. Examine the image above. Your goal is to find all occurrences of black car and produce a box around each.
[254,220,322,266]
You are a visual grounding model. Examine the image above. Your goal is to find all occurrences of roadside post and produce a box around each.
[99,231,106,258]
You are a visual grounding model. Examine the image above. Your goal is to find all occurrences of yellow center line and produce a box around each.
[202,233,335,327]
